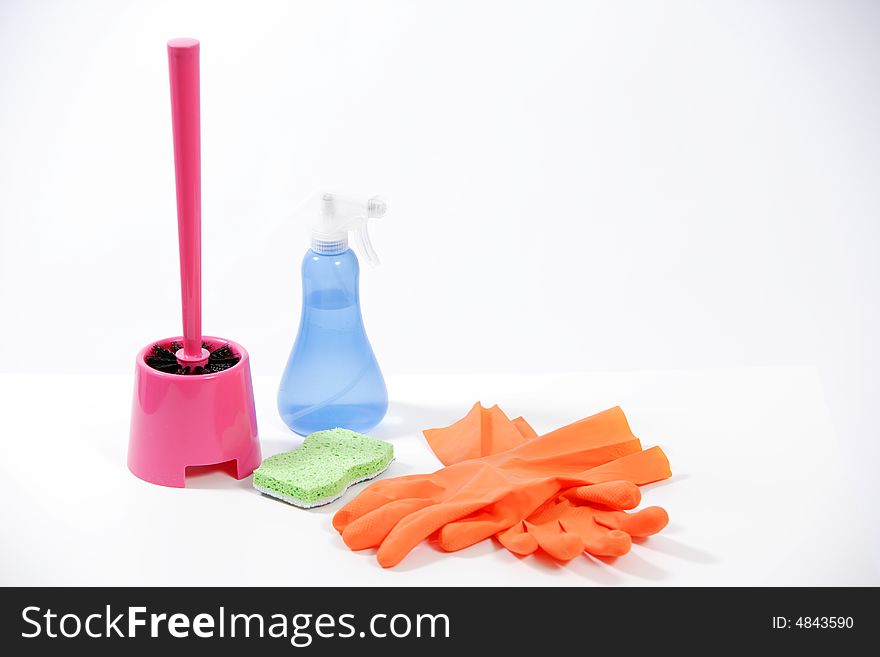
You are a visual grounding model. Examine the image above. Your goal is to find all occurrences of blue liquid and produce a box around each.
[277,249,388,435]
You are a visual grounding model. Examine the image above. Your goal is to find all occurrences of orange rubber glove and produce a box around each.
[496,481,669,560]
[423,401,535,465]
[435,445,670,554]
[424,404,671,560]
[334,407,668,567]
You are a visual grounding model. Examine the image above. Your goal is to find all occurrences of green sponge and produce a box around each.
[253,428,394,508]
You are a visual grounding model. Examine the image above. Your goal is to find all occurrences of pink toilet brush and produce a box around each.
[127,38,261,487]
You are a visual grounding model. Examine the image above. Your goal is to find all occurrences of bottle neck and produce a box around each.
[311,234,349,255]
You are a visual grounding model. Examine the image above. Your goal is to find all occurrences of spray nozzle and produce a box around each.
[308,193,386,265]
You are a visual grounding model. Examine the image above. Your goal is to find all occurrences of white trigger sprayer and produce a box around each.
[310,193,387,265]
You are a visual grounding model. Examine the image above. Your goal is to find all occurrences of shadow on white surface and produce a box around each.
[388,539,507,574]
[375,401,469,441]
[597,551,669,582]
[636,535,718,565]
[367,530,718,584]
[183,462,254,491]
[644,473,690,490]
[519,551,626,585]
[346,534,698,586]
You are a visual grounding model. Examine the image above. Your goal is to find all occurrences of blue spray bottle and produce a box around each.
[278,193,388,435]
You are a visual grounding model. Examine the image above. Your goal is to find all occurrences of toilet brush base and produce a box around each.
[128,336,261,488]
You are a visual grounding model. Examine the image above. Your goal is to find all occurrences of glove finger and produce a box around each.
[333,488,401,533]
[526,520,585,562]
[437,501,538,552]
[376,500,489,568]
[341,498,435,550]
[562,480,640,510]
[593,506,669,537]
[437,484,566,552]
[496,521,539,556]
[333,477,447,532]
[559,509,632,557]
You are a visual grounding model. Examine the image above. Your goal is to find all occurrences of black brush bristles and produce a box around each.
[144,341,241,375]
[201,344,239,373]
[144,342,182,374]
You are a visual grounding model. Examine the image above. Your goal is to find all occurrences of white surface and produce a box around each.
[0,369,876,586]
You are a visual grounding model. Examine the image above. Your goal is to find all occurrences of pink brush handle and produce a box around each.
[167,38,203,362]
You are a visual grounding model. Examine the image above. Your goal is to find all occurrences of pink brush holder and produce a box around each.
[128,336,261,488]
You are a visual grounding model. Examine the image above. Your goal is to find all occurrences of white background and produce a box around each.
[1,0,878,581]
